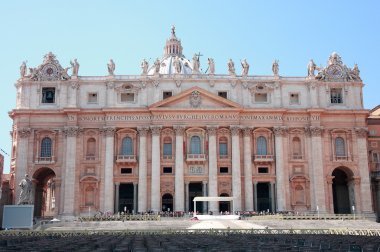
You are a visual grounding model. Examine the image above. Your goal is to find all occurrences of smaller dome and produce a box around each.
[147,55,193,75]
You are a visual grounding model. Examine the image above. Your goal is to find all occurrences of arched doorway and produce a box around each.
[219,193,230,213]
[332,167,353,214]
[32,167,56,217]
[162,193,173,212]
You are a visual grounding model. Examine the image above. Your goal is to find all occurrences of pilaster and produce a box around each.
[274,126,287,211]
[137,126,149,213]
[243,127,253,211]
[150,125,162,212]
[101,126,115,213]
[207,125,218,212]
[174,125,185,211]
[230,125,242,211]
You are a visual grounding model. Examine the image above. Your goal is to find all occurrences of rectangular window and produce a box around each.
[219,167,229,174]
[218,91,228,99]
[163,143,172,156]
[88,93,98,103]
[373,153,379,163]
[330,88,343,104]
[163,167,172,174]
[41,87,56,103]
[120,93,135,102]
[258,167,269,174]
[219,143,228,157]
[289,93,299,104]
[163,91,173,99]
[121,168,132,174]
[255,93,268,103]
[370,130,377,136]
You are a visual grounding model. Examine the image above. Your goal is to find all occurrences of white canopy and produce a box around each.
[193,196,234,202]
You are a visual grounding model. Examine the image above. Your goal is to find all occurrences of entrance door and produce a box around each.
[219,193,230,213]
[119,183,134,213]
[162,193,173,211]
[33,167,56,217]
[189,182,203,213]
[332,169,351,214]
[257,182,272,212]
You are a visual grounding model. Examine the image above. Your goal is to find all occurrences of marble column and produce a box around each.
[355,127,373,213]
[243,127,254,211]
[114,182,120,213]
[230,125,242,211]
[185,182,190,212]
[150,125,162,212]
[254,182,258,211]
[62,126,80,216]
[202,181,208,213]
[15,128,31,204]
[309,126,326,212]
[133,183,138,214]
[102,127,115,213]
[305,128,316,210]
[174,125,186,212]
[274,126,287,211]
[207,125,218,212]
[270,182,275,212]
[137,126,149,213]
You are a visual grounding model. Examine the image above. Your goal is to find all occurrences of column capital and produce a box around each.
[17,128,31,138]
[206,125,218,136]
[354,127,368,138]
[273,126,288,136]
[351,176,361,185]
[202,181,208,185]
[242,127,253,137]
[150,125,162,135]
[173,125,186,135]
[100,127,116,137]
[115,182,120,186]
[63,126,82,137]
[305,126,323,136]
[137,126,149,136]
[230,125,241,136]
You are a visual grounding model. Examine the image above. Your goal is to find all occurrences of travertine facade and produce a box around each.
[10,28,373,217]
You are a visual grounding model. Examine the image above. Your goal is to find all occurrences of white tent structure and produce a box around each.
[192,196,237,219]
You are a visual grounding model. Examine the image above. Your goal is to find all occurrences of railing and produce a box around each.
[253,155,274,161]
[85,156,96,161]
[35,157,55,163]
[219,154,228,159]
[186,154,206,161]
[292,154,303,160]
[162,155,173,160]
[116,155,136,162]
[334,155,349,161]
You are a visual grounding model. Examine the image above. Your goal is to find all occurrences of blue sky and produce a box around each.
[0,1,379,173]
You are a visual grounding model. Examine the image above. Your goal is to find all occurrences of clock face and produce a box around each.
[327,65,343,79]
[41,64,59,80]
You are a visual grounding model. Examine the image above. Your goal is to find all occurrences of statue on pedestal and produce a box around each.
[208,58,215,75]
[228,59,236,76]
[107,59,115,75]
[307,59,317,77]
[18,174,33,205]
[154,58,161,74]
[241,59,249,76]
[70,59,80,76]
[20,61,27,78]
[173,56,182,74]
[192,54,200,73]
[141,59,149,75]
[272,60,279,76]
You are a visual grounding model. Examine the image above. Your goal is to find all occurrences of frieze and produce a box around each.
[354,127,368,138]
[17,128,31,138]
[150,125,162,135]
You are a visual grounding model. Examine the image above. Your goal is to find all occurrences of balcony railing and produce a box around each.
[85,155,96,161]
[162,155,173,160]
[186,153,206,162]
[334,155,349,161]
[35,157,55,164]
[253,155,274,162]
[219,154,229,159]
[292,154,303,160]
[116,155,137,163]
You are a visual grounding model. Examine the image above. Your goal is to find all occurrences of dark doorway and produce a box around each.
[257,182,272,212]
[119,183,134,213]
[162,193,173,211]
[33,168,56,217]
[332,169,351,214]
[189,182,204,213]
[219,193,230,213]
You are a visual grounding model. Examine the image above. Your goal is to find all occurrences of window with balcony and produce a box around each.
[219,137,228,159]
[40,137,52,159]
[163,137,173,159]
[121,137,133,155]
[256,136,267,155]
[86,138,96,160]
[335,137,346,160]
[292,137,302,159]
[190,136,201,154]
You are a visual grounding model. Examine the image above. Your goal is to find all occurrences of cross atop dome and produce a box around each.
[164,25,183,57]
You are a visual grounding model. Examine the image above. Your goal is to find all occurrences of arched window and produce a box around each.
[41,137,52,157]
[335,137,345,157]
[163,137,172,156]
[121,137,133,155]
[190,136,201,154]
[256,136,267,155]
[292,137,301,156]
[219,137,228,157]
[86,138,96,156]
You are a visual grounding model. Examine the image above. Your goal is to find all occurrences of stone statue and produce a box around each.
[208,58,215,75]
[61,67,71,80]
[192,54,200,73]
[107,59,115,75]
[154,58,161,74]
[141,59,149,75]
[173,56,181,74]
[18,174,33,205]
[307,59,317,77]
[228,59,236,76]
[272,60,279,76]
[241,59,249,76]
[28,67,38,80]
[20,61,27,78]
[348,63,361,81]
[70,59,79,76]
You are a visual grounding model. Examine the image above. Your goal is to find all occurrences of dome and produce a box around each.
[147,55,193,75]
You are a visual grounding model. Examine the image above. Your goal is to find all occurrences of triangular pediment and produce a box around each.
[149,86,242,110]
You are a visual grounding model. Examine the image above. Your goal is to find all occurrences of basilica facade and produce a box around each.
[10,28,373,217]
